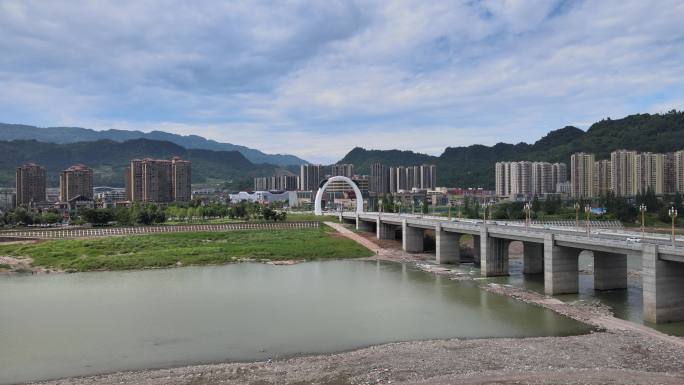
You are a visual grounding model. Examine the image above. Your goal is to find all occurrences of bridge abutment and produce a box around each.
[480,228,510,276]
[523,242,544,274]
[593,251,628,290]
[435,224,461,264]
[544,234,579,295]
[403,220,424,253]
[643,244,684,323]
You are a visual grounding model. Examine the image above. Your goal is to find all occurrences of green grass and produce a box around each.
[0,226,373,272]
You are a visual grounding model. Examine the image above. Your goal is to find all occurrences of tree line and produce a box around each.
[0,200,287,227]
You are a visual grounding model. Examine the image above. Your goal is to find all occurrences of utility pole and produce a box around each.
[669,206,678,246]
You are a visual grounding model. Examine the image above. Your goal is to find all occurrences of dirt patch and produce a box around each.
[0,255,56,274]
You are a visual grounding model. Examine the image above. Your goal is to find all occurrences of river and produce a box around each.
[0,260,589,384]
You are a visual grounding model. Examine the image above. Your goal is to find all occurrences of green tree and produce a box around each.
[81,208,115,225]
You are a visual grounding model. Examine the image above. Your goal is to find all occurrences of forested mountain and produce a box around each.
[0,139,284,189]
[0,123,308,166]
[337,111,684,188]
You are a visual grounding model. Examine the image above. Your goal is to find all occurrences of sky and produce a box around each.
[1,0,683,163]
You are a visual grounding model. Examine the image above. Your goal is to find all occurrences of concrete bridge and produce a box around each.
[341,212,684,324]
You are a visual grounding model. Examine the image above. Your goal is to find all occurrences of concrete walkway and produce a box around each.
[324,221,382,253]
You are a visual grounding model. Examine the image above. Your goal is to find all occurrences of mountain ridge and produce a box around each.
[0,123,308,166]
[0,138,286,189]
[337,111,684,188]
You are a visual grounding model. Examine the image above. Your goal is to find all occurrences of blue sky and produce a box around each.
[1,0,683,163]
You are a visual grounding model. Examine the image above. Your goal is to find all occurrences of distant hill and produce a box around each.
[0,123,308,166]
[336,111,684,188]
[0,139,285,189]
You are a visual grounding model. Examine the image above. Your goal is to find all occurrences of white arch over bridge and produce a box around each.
[314,176,364,216]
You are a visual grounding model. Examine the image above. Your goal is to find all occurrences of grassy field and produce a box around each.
[0,226,373,272]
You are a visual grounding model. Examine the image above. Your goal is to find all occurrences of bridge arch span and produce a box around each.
[314,176,364,216]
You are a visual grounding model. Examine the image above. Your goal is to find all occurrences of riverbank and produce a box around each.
[31,329,684,385]
[28,222,684,385]
[0,226,373,272]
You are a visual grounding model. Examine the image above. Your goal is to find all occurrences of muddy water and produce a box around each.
[0,260,589,384]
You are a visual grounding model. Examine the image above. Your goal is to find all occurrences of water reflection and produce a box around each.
[485,251,684,336]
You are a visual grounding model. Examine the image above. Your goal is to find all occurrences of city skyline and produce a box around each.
[1,1,683,163]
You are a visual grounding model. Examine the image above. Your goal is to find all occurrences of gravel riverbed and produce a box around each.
[32,331,684,385]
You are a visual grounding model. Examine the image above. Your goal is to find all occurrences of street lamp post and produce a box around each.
[574,202,580,229]
[639,204,647,239]
[378,199,383,214]
[488,201,495,221]
[669,206,678,246]
[397,201,402,215]
[482,201,488,224]
[524,202,531,231]
[584,205,591,236]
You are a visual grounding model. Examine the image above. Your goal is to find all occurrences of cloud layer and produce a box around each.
[1,0,683,162]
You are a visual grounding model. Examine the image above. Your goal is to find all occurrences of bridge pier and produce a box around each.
[356,216,374,232]
[544,234,579,295]
[377,219,396,240]
[435,224,461,264]
[643,244,684,323]
[523,242,544,274]
[480,228,509,276]
[593,251,627,290]
[473,235,481,265]
[402,220,424,253]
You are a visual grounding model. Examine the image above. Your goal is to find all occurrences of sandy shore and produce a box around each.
[29,223,684,385]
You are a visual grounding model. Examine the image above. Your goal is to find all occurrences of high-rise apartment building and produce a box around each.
[418,164,437,190]
[532,162,553,195]
[370,163,390,195]
[675,151,684,193]
[125,157,191,203]
[552,163,567,187]
[330,164,354,178]
[496,161,564,197]
[387,164,437,193]
[571,152,595,198]
[610,150,637,197]
[254,175,299,191]
[171,157,192,202]
[395,166,408,191]
[593,160,611,197]
[664,152,676,194]
[16,163,47,206]
[300,164,324,191]
[509,161,532,196]
[389,167,397,193]
[635,152,664,195]
[59,164,94,201]
[495,162,508,197]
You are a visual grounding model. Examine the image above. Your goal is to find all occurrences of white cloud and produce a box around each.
[0,0,683,163]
